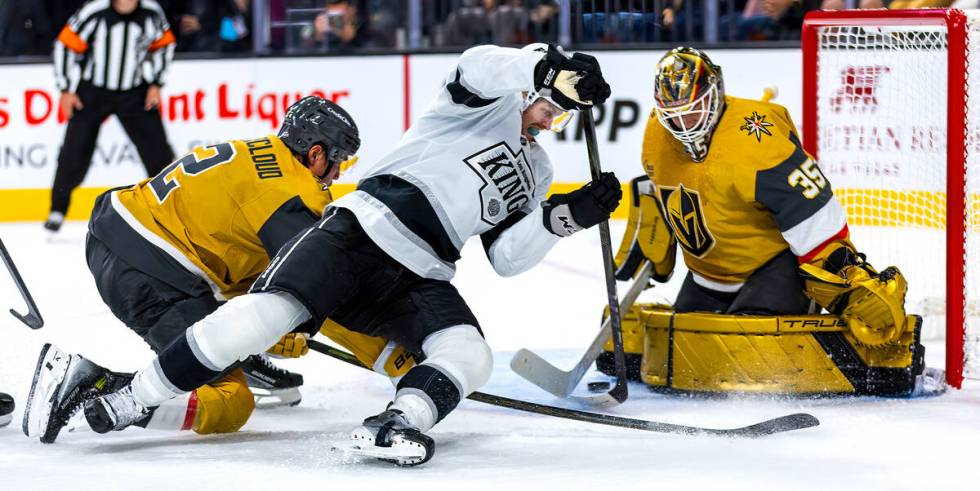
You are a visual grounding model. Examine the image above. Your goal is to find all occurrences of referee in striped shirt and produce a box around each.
[46,0,176,232]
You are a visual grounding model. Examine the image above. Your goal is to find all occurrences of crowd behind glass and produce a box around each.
[0,0,962,58]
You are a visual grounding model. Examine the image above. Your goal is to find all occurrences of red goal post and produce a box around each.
[802,9,973,389]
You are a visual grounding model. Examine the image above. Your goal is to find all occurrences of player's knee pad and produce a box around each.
[190,291,311,368]
[390,325,489,431]
[421,324,492,396]
[193,368,256,434]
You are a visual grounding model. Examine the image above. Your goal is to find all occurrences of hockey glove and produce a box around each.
[801,254,908,347]
[570,52,611,106]
[543,172,622,237]
[267,332,309,358]
[534,45,611,111]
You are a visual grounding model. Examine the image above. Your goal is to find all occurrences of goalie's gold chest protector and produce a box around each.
[103,135,333,298]
[642,96,846,287]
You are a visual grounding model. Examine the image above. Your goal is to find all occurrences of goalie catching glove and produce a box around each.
[543,172,621,237]
[613,175,677,284]
[534,44,611,111]
[800,248,908,347]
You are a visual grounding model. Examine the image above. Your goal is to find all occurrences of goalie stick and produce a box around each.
[0,238,43,329]
[307,339,820,437]
[511,261,653,398]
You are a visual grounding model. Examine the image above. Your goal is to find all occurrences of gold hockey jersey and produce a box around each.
[93,135,331,298]
[641,96,849,288]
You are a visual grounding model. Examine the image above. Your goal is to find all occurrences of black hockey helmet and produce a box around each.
[278,96,360,171]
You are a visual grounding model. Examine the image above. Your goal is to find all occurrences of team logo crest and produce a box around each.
[658,184,715,258]
[831,66,890,113]
[464,142,536,226]
[739,112,774,142]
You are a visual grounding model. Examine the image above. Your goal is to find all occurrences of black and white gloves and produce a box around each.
[543,172,622,237]
[534,45,612,111]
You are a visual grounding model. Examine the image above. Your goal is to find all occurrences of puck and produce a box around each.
[587,381,611,392]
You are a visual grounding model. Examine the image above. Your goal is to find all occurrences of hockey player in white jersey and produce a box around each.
[38,43,617,465]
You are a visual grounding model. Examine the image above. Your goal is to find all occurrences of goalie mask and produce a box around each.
[653,47,725,162]
[521,43,575,135]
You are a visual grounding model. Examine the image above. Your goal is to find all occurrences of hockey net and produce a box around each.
[803,9,979,388]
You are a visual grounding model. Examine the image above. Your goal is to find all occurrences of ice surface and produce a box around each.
[0,222,976,490]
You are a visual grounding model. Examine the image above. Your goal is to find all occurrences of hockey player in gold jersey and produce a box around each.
[22,96,377,443]
[606,48,919,394]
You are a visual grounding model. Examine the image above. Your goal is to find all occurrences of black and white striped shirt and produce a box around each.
[53,0,175,93]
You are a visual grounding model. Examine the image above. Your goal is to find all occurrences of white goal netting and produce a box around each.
[810,11,980,380]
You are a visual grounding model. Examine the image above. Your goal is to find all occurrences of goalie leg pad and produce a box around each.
[613,176,677,283]
[635,305,923,395]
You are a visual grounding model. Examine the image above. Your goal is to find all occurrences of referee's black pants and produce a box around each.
[51,82,174,215]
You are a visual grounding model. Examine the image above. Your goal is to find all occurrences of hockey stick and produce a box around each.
[551,108,629,408]
[307,339,820,437]
[510,261,652,398]
[0,238,43,329]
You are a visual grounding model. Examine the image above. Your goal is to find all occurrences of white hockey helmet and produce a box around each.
[521,43,574,133]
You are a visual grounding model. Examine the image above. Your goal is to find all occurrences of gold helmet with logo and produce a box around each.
[653,47,725,161]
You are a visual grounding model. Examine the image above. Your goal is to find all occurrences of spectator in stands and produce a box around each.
[311,0,363,51]
[442,0,491,47]
[166,0,249,52]
[218,0,252,52]
[760,0,820,40]
[0,0,55,56]
[361,0,402,48]
[852,0,951,7]
[489,0,530,46]
[527,0,559,43]
[169,0,219,51]
[662,0,754,42]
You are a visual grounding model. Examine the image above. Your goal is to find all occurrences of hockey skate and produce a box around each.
[83,385,150,434]
[0,392,13,428]
[242,354,303,408]
[23,343,131,443]
[332,409,435,466]
[43,212,64,233]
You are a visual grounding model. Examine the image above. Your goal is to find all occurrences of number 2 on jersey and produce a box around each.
[150,143,236,203]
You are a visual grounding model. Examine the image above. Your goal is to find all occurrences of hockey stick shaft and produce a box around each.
[510,261,653,397]
[307,339,820,437]
[580,109,627,404]
[0,238,43,329]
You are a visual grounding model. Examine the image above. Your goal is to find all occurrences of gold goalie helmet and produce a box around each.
[653,47,726,162]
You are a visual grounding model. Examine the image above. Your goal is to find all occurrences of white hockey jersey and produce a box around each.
[332,45,560,281]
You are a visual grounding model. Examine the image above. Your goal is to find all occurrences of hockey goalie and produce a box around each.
[599,47,925,396]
